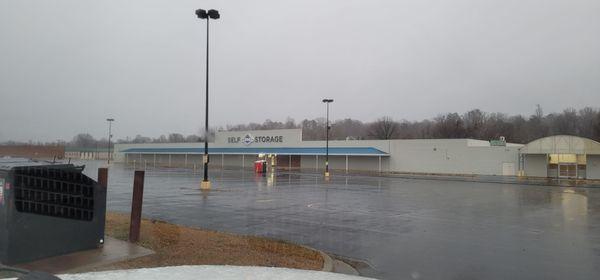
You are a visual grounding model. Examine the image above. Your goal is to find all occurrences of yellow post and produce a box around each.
[200,154,211,190]
[200,180,211,190]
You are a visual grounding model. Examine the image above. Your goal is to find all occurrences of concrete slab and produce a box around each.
[15,237,154,274]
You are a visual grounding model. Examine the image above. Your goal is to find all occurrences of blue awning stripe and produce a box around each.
[120,147,388,156]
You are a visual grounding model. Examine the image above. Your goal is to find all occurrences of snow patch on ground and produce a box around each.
[35,265,372,280]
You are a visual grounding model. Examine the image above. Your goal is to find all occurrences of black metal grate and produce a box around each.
[12,166,95,221]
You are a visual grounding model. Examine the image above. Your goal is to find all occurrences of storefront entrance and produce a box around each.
[548,154,586,179]
[256,154,301,170]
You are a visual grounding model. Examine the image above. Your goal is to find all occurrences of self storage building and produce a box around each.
[114,129,529,176]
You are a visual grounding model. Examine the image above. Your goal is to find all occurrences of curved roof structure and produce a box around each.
[520,135,600,155]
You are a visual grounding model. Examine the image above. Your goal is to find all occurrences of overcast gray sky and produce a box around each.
[1,0,599,142]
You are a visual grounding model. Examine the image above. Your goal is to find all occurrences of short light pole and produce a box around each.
[196,8,220,190]
[322,99,333,177]
[106,118,114,164]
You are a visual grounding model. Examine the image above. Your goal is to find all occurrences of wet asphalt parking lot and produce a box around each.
[82,161,600,280]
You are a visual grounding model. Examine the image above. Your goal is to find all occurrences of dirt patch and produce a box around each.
[100,212,323,271]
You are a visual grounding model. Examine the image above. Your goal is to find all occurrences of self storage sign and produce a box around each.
[228,134,284,146]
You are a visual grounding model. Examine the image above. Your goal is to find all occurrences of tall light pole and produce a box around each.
[322,99,333,177]
[196,9,220,190]
[106,118,114,164]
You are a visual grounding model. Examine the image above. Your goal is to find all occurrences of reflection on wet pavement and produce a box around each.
[80,161,600,280]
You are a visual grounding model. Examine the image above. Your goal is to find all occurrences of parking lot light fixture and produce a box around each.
[195,9,220,190]
[322,99,334,177]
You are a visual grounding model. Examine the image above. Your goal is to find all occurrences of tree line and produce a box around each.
[0,133,202,148]
[224,105,600,143]
[69,133,203,148]
[2,106,599,146]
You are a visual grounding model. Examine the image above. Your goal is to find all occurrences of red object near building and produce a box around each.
[254,161,263,173]
[254,160,267,173]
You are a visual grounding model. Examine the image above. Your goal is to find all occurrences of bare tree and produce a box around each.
[70,133,96,148]
[508,115,528,143]
[434,113,466,138]
[284,117,298,129]
[168,133,185,143]
[330,118,367,140]
[527,104,548,141]
[185,134,200,142]
[132,135,152,143]
[154,135,168,143]
[369,116,399,139]
[481,113,513,140]
[594,113,600,140]
[463,109,486,139]
[535,104,543,119]
[552,108,578,135]
[578,107,597,139]
[301,118,326,140]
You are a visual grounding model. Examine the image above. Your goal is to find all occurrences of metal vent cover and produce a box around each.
[12,166,94,221]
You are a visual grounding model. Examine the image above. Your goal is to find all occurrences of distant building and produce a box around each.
[112,129,600,180]
[0,145,64,159]
[65,147,111,160]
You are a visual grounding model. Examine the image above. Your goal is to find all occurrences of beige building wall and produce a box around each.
[587,155,600,180]
[523,154,547,177]
[114,129,525,176]
[388,139,520,175]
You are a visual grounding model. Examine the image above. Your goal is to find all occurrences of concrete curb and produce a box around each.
[332,259,360,275]
[298,245,333,272]
[319,250,334,272]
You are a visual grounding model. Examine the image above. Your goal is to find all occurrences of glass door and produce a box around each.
[567,164,577,178]
[558,164,577,178]
[559,164,569,178]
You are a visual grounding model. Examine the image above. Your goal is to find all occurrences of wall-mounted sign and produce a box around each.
[490,140,506,147]
[217,129,302,146]
[228,134,284,146]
